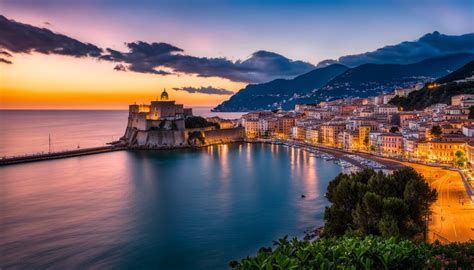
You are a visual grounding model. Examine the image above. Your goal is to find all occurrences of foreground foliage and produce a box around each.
[323,168,437,240]
[230,236,474,270]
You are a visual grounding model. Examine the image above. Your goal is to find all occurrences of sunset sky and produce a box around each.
[1,0,473,109]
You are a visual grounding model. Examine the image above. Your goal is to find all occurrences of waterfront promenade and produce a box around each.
[404,163,474,243]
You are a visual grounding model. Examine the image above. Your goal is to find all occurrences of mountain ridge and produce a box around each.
[214,53,474,112]
[317,31,474,67]
[212,64,348,112]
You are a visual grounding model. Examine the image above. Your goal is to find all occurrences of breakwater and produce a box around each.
[0,146,125,166]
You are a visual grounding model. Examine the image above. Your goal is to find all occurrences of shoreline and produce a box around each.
[3,139,471,243]
[245,139,401,171]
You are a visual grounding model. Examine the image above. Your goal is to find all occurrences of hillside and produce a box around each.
[315,53,474,99]
[390,61,474,110]
[214,53,474,111]
[436,60,474,84]
[212,64,348,111]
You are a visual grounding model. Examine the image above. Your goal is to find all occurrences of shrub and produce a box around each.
[231,235,474,269]
[185,116,219,129]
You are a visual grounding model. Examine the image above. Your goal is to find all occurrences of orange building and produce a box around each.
[321,122,346,146]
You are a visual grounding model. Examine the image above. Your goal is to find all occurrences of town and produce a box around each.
[238,82,474,169]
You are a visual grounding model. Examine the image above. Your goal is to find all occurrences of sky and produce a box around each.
[0,0,473,109]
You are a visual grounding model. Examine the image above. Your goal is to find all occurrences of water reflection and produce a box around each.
[0,143,342,269]
[218,144,230,181]
[1,152,133,269]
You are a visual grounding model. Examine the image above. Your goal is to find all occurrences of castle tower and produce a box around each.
[160,88,169,101]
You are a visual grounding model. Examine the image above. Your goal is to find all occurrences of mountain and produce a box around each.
[317,31,474,67]
[212,64,348,112]
[214,53,474,111]
[436,60,474,84]
[313,53,474,99]
[390,61,474,110]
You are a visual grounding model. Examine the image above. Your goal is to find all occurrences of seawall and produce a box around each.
[0,146,125,166]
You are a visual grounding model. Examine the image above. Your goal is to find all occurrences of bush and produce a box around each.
[188,131,205,145]
[185,116,219,129]
[230,235,474,269]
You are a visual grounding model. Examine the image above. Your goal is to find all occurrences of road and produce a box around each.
[402,162,474,243]
[317,148,474,243]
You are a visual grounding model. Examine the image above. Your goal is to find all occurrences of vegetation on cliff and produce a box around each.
[390,81,474,111]
[230,235,474,269]
[390,60,474,110]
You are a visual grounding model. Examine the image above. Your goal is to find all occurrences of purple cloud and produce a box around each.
[173,86,234,95]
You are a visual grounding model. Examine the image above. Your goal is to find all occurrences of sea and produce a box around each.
[0,109,343,269]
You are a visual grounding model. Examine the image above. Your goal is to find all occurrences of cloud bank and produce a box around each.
[0,15,315,83]
[173,86,234,95]
[0,15,102,60]
[102,44,315,83]
[317,31,474,67]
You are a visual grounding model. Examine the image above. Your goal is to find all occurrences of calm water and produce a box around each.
[0,144,342,269]
[0,110,342,269]
[0,108,244,157]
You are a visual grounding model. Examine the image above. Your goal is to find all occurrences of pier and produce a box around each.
[0,146,126,166]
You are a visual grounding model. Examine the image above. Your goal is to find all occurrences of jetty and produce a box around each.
[0,146,125,166]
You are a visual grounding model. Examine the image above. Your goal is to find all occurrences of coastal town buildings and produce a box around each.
[239,81,474,168]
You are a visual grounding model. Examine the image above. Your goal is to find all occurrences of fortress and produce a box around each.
[120,89,244,148]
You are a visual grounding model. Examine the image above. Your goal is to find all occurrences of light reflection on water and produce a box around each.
[0,143,342,269]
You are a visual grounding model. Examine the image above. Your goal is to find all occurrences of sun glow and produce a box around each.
[0,54,244,109]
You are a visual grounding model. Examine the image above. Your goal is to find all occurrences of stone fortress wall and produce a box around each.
[203,127,245,144]
[121,89,245,148]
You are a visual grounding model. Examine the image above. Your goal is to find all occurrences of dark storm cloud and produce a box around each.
[0,15,102,60]
[101,43,316,83]
[0,14,315,82]
[172,86,234,95]
[0,58,12,64]
[317,31,474,67]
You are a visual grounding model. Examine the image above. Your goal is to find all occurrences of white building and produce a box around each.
[462,125,474,137]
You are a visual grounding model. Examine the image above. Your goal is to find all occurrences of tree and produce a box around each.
[185,116,219,129]
[389,126,399,133]
[323,168,437,240]
[430,125,442,138]
[187,131,205,145]
[363,136,369,148]
[455,150,468,168]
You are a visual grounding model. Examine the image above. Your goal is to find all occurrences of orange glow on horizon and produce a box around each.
[0,54,245,109]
